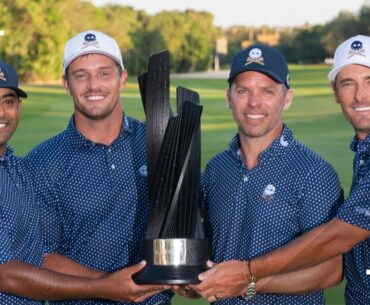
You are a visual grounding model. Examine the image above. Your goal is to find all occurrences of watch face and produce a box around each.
[240,280,257,300]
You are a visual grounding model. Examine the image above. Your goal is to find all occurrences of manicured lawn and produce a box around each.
[12,64,350,304]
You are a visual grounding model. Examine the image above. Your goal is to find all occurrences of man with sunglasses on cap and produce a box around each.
[187,45,344,304]
[0,60,168,304]
[191,36,370,305]
[25,30,171,305]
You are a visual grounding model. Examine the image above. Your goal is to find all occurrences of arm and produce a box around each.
[191,254,343,302]
[256,254,343,295]
[43,253,106,279]
[0,259,168,302]
[253,218,369,280]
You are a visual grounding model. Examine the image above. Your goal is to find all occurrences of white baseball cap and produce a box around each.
[63,30,124,73]
[328,34,370,81]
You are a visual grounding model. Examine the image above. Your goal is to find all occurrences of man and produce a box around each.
[192,35,370,305]
[25,30,171,305]
[189,45,344,304]
[0,60,167,304]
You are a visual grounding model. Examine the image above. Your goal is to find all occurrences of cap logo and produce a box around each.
[82,33,100,49]
[348,40,366,59]
[0,68,6,81]
[245,48,264,66]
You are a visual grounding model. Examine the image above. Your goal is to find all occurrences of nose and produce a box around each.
[86,74,99,91]
[0,104,5,118]
[355,83,370,103]
[247,90,262,108]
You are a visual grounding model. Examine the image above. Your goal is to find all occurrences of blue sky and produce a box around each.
[92,0,367,28]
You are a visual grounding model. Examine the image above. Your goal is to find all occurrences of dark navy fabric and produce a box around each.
[0,146,43,304]
[337,135,370,305]
[201,125,343,305]
[26,115,171,305]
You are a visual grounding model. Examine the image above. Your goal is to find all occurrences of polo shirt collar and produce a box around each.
[229,124,294,160]
[67,113,132,148]
[350,133,370,155]
[0,145,17,166]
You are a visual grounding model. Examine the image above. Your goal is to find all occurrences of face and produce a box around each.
[0,88,22,155]
[63,54,127,122]
[227,71,293,143]
[334,64,370,141]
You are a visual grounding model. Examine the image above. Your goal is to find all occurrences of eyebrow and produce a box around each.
[339,75,370,84]
[0,92,18,99]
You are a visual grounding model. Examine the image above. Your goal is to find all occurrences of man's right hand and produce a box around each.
[100,261,170,302]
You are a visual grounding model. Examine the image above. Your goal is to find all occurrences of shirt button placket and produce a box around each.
[107,148,115,171]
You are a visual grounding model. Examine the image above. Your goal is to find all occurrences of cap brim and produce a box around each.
[229,67,287,88]
[63,50,123,73]
[0,85,27,98]
[328,61,370,81]
[15,88,27,98]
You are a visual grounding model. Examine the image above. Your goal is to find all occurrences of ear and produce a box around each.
[226,89,232,109]
[331,82,341,104]
[62,75,71,95]
[283,89,294,111]
[17,98,22,114]
[119,70,128,90]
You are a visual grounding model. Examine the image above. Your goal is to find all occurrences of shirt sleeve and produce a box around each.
[25,160,64,254]
[337,171,370,231]
[297,162,344,233]
[0,218,14,264]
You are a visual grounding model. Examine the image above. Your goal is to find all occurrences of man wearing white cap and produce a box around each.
[190,35,370,305]
[25,30,172,305]
[0,60,167,304]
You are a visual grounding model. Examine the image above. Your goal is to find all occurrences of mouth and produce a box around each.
[354,106,370,112]
[246,114,265,120]
[0,122,7,129]
[85,95,106,101]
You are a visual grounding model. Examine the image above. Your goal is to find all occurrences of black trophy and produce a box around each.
[132,50,208,284]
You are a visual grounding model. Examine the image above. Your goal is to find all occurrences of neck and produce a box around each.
[356,130,370,142]
[75,111,123,145]
[238,127,283,170]
[238,137,271,170]
[0,145,6,156]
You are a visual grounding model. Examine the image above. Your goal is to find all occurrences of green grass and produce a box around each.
[11,64,351,304]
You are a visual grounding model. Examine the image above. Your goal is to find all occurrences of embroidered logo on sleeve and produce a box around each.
[355,206,370,217]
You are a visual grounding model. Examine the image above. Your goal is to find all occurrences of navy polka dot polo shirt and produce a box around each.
[201,125,343,305]
[337,135,370,305]
[0,146,43,304]
[26,115,172,305]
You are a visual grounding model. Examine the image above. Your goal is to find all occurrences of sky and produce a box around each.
[92,0,368,28]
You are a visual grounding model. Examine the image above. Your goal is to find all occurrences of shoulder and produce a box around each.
[125,116,146,139]
[290,141,337,175]
[203,150,235,183]
[25,130,69,165]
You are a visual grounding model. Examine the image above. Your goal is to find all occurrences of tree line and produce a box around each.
[0,0,369,82]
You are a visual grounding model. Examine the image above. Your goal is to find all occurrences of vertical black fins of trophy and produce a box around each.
[133,51,208,284]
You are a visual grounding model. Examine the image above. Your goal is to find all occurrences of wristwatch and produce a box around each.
[240,260,257,300]
[240,275,257,300]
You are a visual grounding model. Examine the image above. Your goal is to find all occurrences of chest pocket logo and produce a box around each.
[262,184,276,202]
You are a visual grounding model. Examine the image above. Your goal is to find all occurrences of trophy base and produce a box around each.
[133,265,206,284]
[132,238,208,284]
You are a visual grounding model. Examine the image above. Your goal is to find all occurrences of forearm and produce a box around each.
[0,260,106,300]
[43,253,106,279]
[257,255,343,295]
[253,219,368,279]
